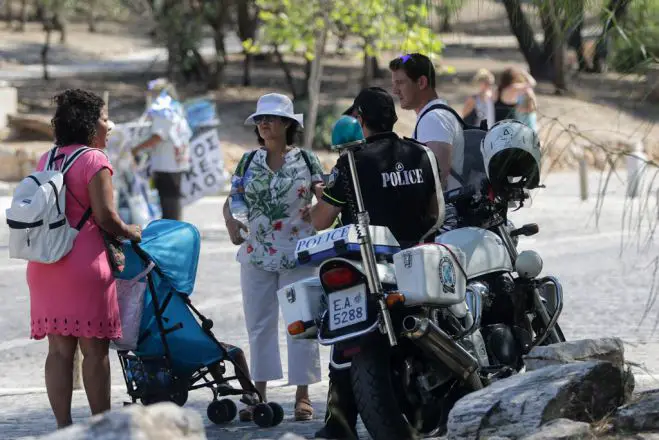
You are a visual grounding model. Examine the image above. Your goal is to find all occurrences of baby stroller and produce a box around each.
[115,219,284,427]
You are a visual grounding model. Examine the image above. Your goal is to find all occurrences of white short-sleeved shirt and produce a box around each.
[149,112,192,173]
[414,98,465,191]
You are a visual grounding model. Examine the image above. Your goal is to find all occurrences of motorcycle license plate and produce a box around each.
[328,284,368,331]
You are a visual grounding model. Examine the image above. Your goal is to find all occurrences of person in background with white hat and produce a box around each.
[132,78,192,220]
[222,92,324,422]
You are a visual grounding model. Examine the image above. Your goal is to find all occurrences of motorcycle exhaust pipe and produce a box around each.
[402,316,483,390]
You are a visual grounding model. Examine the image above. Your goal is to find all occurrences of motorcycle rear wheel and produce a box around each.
[351,345,418,440]
[351,342,462,440]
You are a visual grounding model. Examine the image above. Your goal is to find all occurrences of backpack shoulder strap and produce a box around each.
[62,147,96,175]
[46,147,62,171]
[237,150,259,177]
[414,103,480,138]
[299,148,314,177]
[413,104,472,187]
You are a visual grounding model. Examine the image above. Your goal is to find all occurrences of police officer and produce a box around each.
[310,86,445,439]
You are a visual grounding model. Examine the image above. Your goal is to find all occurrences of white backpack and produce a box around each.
[6,146,95,264]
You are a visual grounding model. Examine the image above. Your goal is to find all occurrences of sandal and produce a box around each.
[239,405,254,422]
[239,393,258,422]
[294,397,314,421]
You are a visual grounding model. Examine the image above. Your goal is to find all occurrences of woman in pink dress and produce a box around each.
[27,89,142,428]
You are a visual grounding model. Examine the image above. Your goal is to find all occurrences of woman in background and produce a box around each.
[494,67,538,132]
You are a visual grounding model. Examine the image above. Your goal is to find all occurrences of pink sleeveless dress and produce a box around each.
[26,145,121,340]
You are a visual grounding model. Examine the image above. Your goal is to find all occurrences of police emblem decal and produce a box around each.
[395,162,404,172]
[403,253,413,268]
[286,288,296,303]
[327,167,339,188]
[439,256,456,293]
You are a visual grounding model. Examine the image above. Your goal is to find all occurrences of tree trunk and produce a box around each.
[237,0,258,86]
[88,0,97,32]
[372,56,383,78]
[52,12,66,43]
[439,5,451,32]
[361,43,372,89]
[274,46,298,99]
[42,22,52,80]
[303,8,329,150]
[18,0,27,31]
[242,53,253,86]
[5,0,12,27]
[542,1,568,92]
[209,28,226,89]
[592,0,631,73]
[35,1,45,22]
[566,0,587,71]
[502,0,550,79]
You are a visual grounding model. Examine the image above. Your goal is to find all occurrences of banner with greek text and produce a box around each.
[180,128,226,205]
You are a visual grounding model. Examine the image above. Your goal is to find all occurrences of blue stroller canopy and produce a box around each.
[118,219,200,295]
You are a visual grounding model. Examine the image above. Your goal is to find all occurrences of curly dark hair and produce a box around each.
[254,117,301,146]
[51,89,105,147]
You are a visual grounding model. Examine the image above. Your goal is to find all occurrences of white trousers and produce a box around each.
[240,263,322,385]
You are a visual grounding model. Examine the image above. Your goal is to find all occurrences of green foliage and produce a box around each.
[252,0,323,60]
[253,0,445,62]
[610,0,659,73]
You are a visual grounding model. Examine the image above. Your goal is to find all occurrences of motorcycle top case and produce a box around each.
[277,276,325,339]
[295,224,401,266]
[393,244,467,306]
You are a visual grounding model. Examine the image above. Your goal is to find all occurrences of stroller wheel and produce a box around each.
[141,394,166,406]
[207,399,237,425]
[253,403,274,428]
[268,402,284,426]
[170,387,189,407]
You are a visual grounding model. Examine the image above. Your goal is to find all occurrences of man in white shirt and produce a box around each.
[389,53,465,192]
[132,79,192,220]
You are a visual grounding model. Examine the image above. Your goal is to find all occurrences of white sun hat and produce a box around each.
[244,93,304,128]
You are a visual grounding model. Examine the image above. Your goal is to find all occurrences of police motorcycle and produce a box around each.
[277,118,566,439]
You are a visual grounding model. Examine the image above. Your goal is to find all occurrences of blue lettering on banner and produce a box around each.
[296,225,351,252]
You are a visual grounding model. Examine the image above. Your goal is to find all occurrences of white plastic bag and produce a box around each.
[110,262,155,351]
[128,192,151,228]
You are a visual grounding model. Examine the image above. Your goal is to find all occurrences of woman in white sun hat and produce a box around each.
[222,93,324,422]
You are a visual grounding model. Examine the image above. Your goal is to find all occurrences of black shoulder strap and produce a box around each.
[75,208,93,231]
[413,103,482,140]
[238,150,259,177]
[299,148,314,176]
[413,104,471,187]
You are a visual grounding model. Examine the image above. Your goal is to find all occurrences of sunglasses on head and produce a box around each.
[399,54,413,63]
[253,115,281,124]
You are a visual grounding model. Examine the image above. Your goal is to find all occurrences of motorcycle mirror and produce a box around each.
[511,223,539,237]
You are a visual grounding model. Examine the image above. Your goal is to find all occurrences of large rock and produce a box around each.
[523,338,625,371]
[523,338,635,403]
[0,85,17,130]
[446,361,625,440]
[36,402,206,439]
[520,419,594,440]
[647,63,659,102]
[613,389,659,433]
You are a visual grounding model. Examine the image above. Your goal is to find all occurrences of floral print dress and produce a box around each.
[234,147,325,272]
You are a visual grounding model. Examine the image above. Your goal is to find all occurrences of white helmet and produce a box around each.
[480,120,541,192]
